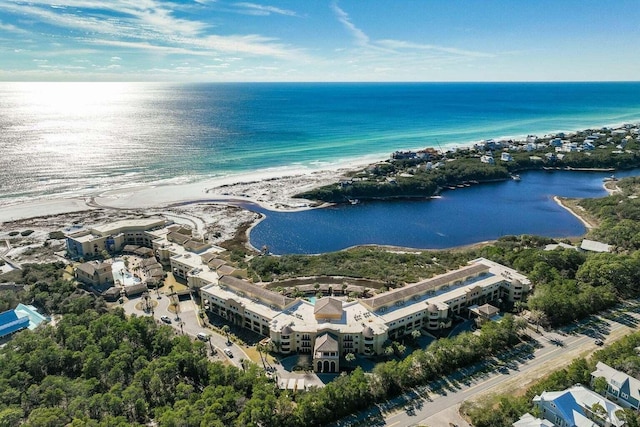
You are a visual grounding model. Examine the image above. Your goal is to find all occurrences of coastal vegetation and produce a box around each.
[250,246,474,284]
[0,267,528,427]
[296,127,640,203]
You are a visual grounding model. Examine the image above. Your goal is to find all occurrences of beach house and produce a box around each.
[530,384,625,427]
[591,362,640,410]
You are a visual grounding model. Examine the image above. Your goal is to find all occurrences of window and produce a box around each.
[622,392,629,399]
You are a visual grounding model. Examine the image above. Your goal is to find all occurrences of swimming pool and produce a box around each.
[112,261,141,287]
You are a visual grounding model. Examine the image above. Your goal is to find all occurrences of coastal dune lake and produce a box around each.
[248,169,640,254]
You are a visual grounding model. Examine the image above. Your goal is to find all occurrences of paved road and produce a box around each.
[121,292,249,368]
[334,304,640,427]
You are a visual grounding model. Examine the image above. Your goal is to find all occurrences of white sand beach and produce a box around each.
[0,162,366,225]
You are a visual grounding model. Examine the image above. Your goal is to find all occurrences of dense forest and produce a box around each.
[0,265,527,426]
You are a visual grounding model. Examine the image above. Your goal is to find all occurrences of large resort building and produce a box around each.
[199,257,530,372]
[67,219,530,373]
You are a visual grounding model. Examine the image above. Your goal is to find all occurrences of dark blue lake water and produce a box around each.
[248,169,640,254]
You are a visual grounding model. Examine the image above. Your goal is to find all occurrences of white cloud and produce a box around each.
[0,0,304,62]
[330,1,369,46]
[234,2,298,17]
[377,39,494,58]
[0,20,28,34]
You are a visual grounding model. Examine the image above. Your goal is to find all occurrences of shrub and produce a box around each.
[48,231,65,240]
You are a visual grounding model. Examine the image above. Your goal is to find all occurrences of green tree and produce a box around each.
[221,325,231,345]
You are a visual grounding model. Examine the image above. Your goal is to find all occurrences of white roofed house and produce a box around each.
[481,154,495,164]
[501,152,513,162]
[591,362,640,410]
[512,413,554,427]
[580,239,613,253]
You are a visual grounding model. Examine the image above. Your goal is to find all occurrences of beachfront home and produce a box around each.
[501,152,513,162]
[480,154,495,164]
[591,362,640,410]
[533,385,626,427]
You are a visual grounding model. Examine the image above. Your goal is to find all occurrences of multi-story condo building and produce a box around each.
[66,218,168,259]
[200,257,530,372]
[68,219,530,374]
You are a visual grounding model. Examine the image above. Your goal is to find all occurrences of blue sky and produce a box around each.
[1,0,639,82]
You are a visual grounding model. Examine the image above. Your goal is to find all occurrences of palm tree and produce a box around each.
[529,310,547,332]
[345,352,356,368]
[256,342,267,371]
[411,329,422,340]
[172,300,180,321]
[221,325,231,345]
[384,346,394,359]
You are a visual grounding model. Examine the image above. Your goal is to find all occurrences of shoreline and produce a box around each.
[0,162,366,224]
[552,196,595,230]
[1,115,638,224]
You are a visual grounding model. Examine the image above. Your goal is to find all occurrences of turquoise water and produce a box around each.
[2,82,640,203]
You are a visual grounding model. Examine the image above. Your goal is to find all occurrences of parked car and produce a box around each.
[223,348,233,358]
[197,332,209,341]
[595,339,604,346]
[160,316,172,324]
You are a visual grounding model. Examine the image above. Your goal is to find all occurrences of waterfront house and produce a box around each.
[533,384,625,427]
[501,152,513,162]
[580,239,612,253]
[591,362,640,410]
[480,154,495,164]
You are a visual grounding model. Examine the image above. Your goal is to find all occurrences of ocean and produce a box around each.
[2,82,640,205]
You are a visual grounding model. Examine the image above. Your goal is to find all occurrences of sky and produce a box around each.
[1,0,639,82]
